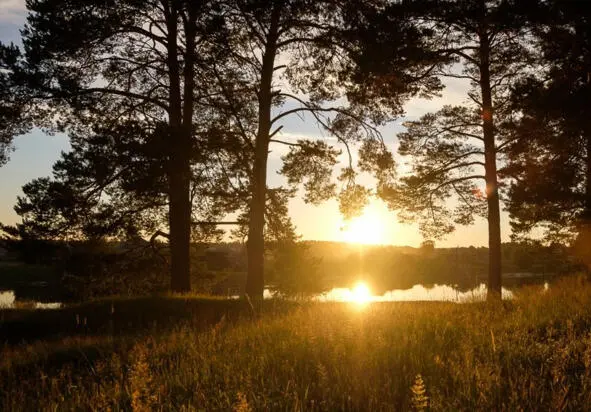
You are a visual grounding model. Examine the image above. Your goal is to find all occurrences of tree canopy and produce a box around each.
[505,1,591,244]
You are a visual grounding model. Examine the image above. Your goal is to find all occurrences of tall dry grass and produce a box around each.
[2,277,591,410]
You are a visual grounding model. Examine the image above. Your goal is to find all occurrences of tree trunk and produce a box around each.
[574,130,591,268]
[479,28,502,301]
[573,46,591,267]
[245,5,281,299]
[586,134,591,219]
[246,138,269,298]
[165,2,191,293]
[168,156,192,292]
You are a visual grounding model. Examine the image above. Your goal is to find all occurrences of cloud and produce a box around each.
[0,0,26,23]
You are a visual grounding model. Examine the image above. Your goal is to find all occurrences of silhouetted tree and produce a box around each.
[2,0,230,291]
[0,43,32,165]
[379,0,537,299]
[220,0,445,297]
[504,1,591,256]
[10,122,239,242]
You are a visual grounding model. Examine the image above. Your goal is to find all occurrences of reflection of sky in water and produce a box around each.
[316,284,514,303]
[0,290,62,309]
[35,302,62,309]
[0,290,16,308]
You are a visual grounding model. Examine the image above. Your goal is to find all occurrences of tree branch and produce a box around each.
[431,175,485,194]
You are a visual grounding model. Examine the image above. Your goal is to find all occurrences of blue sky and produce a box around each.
[0,0,509,247]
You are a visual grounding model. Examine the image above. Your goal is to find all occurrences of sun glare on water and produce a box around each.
[348,282,372,305]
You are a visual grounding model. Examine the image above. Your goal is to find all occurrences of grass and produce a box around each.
[2,277,591,410]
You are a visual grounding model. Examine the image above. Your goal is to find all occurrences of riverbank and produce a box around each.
[2,277,591,410]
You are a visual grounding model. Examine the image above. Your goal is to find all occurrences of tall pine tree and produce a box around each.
[3,0,229,291]
[379,0,536,299]
[221,0,443,297]
[505,1,591,259]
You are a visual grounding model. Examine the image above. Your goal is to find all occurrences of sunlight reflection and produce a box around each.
[0,290,15,308]
[349,282,372,305]
[244,283,517,303]
[313,283,514,303]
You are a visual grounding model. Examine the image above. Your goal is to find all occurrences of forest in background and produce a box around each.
[0,237,580,301]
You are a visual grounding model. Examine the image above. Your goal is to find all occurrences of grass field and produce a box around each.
[2,277,591,410]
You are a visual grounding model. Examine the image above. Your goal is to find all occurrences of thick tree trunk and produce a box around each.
[479,29,502,301]
[581,34,591,224]
[165,2,192,292]
[573,53,591,266]
[245,6,281,299]
[246,138,269,298]
[586,134,591,218]
[574,131,591,268]
[168,155,192,292]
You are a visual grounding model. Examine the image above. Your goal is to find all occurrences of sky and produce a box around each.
[0,0,511,247]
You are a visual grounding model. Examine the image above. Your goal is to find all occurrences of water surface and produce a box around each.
[318,283,514,302]
[0,290,62,309]
[262,283,515,302]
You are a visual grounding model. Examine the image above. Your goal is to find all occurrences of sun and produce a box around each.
[348,282,372,305]
[340,210,385,245]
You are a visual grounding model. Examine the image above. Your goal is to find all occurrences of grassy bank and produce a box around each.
[2,278,591,410]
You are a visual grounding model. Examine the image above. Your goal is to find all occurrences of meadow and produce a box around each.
[2,277,591,411]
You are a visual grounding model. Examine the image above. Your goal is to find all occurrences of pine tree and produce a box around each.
[504,1,591,255]
[379,0,536,300]
[222,0,443,297]
[3,0,229,291]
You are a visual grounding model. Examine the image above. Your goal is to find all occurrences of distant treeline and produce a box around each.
[1,238,581,299]
[264,241,581,294]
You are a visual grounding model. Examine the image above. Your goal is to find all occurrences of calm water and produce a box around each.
[261,282,517,302]
[314,283,514,302]
[0,290,62,309]
[1,283,536,308]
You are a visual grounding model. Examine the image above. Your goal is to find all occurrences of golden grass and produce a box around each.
[2,277,591,410]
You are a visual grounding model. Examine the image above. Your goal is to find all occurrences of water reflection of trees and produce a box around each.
[293,241,582,295]
[0,239,581,299]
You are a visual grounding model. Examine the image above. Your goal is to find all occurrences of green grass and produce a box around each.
[3,277,591,410]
